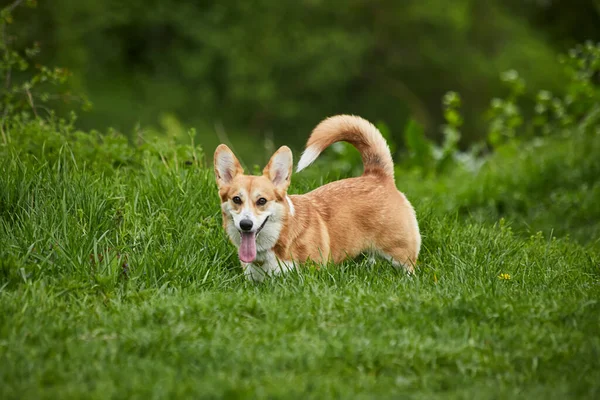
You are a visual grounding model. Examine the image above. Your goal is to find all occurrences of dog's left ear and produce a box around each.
[263,146,293,190]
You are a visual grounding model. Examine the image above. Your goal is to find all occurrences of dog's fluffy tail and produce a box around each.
[296,115,394,178]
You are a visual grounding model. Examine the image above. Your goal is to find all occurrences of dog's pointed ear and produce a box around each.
[263,146,293,190]
[214,144,243,187]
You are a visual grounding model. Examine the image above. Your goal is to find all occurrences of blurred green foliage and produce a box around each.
[0,0,89,135]
[7,0,599,163]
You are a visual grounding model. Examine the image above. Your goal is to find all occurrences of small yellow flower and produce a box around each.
[498,273,511,280]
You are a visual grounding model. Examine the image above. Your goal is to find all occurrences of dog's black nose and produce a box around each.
[239,219,253,231]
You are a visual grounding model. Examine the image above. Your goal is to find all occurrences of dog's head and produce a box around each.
[214,144,293,264]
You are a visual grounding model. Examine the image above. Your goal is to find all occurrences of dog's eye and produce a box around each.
[232,196,242,205]
[256,197,267,206]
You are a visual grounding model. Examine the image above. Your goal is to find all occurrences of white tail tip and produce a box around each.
[296,146,320,172]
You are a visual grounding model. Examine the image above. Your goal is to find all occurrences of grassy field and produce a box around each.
[1,122,599,399]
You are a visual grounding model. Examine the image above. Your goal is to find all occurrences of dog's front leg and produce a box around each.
[243,262,268,282]
[242,251,295,282]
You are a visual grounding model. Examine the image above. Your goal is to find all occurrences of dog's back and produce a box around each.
[294,115,421,271]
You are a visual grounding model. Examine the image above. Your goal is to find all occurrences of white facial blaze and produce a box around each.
[226,189,257,231]
[222,190,286,253]
[239,202,255,226]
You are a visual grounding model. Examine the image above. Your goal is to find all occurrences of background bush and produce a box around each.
[9,0,600,163]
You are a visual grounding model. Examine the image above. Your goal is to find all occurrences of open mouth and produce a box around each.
[238,216,269,264]
[255,216,270,235]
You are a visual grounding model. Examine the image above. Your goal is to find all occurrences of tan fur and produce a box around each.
[298,115,395,177]
[214,115,420,280]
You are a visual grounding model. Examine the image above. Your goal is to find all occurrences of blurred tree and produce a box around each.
[11,0,598,162]
[504,0,600,48]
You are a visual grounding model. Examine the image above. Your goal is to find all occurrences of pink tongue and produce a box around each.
[239,232,257,263]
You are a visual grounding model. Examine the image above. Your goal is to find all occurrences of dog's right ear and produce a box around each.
[214,144,243,187]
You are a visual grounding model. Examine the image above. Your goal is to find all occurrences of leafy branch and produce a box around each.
[0,0,90,142]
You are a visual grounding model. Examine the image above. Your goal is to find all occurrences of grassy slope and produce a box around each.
[1,129,599,399]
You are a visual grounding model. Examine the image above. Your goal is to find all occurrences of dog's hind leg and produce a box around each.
[379,246,417,274]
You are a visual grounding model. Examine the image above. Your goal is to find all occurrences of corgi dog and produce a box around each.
[214,115,421,281]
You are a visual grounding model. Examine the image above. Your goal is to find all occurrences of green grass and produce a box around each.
[1,125,599,399]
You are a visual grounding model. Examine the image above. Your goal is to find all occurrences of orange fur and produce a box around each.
[214,115,421,280]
